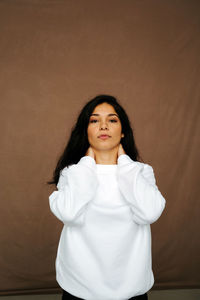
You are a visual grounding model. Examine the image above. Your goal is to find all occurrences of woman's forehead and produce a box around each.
[91,103,117,115]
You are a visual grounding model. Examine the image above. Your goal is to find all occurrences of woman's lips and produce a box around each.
[98,135,110,140]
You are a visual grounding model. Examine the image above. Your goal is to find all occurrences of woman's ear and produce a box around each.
[121,133,124,138]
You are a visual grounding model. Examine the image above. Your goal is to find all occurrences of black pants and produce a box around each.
[62,289,148,300]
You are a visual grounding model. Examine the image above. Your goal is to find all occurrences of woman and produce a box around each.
[48,95,166,300]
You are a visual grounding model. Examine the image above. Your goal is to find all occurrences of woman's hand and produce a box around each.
[86,146,96,159]
[117,143,126,157]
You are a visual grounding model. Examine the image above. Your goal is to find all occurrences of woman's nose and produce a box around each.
[100,120,108,129]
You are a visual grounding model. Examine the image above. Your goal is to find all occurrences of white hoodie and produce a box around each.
[49,154,166,300]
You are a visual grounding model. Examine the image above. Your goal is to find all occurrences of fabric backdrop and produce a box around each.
[0,0,199,296]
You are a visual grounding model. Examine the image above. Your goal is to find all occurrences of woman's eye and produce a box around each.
[89,119,117,123]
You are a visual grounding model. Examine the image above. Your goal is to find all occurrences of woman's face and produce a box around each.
[87,102,124,151]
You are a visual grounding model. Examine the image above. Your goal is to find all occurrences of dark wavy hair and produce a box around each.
[47,94,143,186]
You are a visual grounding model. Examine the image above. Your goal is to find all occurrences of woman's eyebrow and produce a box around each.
[90,113,119,117]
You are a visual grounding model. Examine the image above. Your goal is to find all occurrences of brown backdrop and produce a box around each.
[0,0,199,296]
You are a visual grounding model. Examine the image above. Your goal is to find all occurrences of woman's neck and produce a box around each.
[94,148,118,165]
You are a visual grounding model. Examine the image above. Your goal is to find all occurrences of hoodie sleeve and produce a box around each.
[117,154,166,225]
[49,156,98,226]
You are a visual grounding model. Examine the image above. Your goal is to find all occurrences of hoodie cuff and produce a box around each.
[78,156,96,168]
[117,154,134,166]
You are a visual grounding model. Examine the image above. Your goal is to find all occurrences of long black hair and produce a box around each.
[47,94,143,186]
